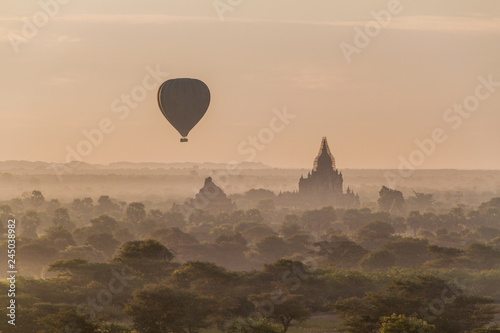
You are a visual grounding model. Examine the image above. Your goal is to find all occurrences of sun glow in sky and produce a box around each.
[1,0,499,169]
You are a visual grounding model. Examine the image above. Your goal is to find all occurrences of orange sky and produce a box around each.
[0,0,499,169]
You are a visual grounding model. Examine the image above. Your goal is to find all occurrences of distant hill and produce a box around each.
[106,161,272,170]
[0,160,52,170]
[0,160,273,171]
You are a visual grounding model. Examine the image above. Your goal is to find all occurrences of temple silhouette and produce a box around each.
[279,137,360,208]
[173,177,237,217]
[299,137,343,196]
[175,137,359,218]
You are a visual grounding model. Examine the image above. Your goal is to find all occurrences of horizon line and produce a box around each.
[0,160,500,171]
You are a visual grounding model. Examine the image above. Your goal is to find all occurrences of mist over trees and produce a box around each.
[1,172,500,332]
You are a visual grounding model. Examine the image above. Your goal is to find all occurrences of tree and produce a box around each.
[280,223,303,239]
[117,239,174,261]
[466,243,500,270]
[244,188,276,201]
[245,209,265,224]
[171,261,240,329]
[262,259,309,278]
[43,225,77,250]
[215,231,247,247]
[52,207,74,230]
[256,235,291,262]
[384,237,429,267]
[475,198,500,227]
[147,209,166,224]
[407,211,426,236]
[0,205,12,234]
[449,206,466,228]
[227,318,282,333]
[0,303,46,332]
[0,204,13,218]
[301,206,336,238]
[342,208,373,232]
[250,292,311,333]
[72,226,96,245]
[85,233,120,258]
[71,197,94,223]
[30,190,45,209]
[164,211,187,228]
[172,261,237,291]
[90,214,118,233]
[126,202,146,225]
[378,186,405,214]
[98,323,132,332]
[149,227,199,248]
[360,249,396,271]
[59,245,106,262]
[426,244,464,268]
[283,214,300,226]
[380,314,435,333]
[21,209,41,238]
[113,227,134,243]
[476,226,500,242]
[407,191,434,211]
[189,209,216,225]
[125,285,214,333]
[335,275,497,333]
[38,308,99,333]
[95,195,121,217]
[48,259,131,285]
[280,214,304,238]
[313,239,368,269]
[285,233,312,254]
[9,197,24,214]
[237,223,276,243]
[257,199,276,212]
[18,241,58,276]
[354,221,394,249]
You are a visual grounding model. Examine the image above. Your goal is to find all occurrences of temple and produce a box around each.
[299,137,344,196]
[279,137,360,208]
[173,177,237,218]
[175,138,359,216]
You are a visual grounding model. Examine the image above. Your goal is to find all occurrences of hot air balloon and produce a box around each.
[157,78,210,142]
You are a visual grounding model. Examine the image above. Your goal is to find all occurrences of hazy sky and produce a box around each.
[1,0,499,169]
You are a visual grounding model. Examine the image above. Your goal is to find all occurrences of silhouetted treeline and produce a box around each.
[0,188,499,332]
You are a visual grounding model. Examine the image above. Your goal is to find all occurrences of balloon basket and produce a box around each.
[180,138,188,143]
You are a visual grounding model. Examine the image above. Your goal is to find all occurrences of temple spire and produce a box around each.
[313,137,336,172]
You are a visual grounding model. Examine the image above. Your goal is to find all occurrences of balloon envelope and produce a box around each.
[157,78,210,139]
